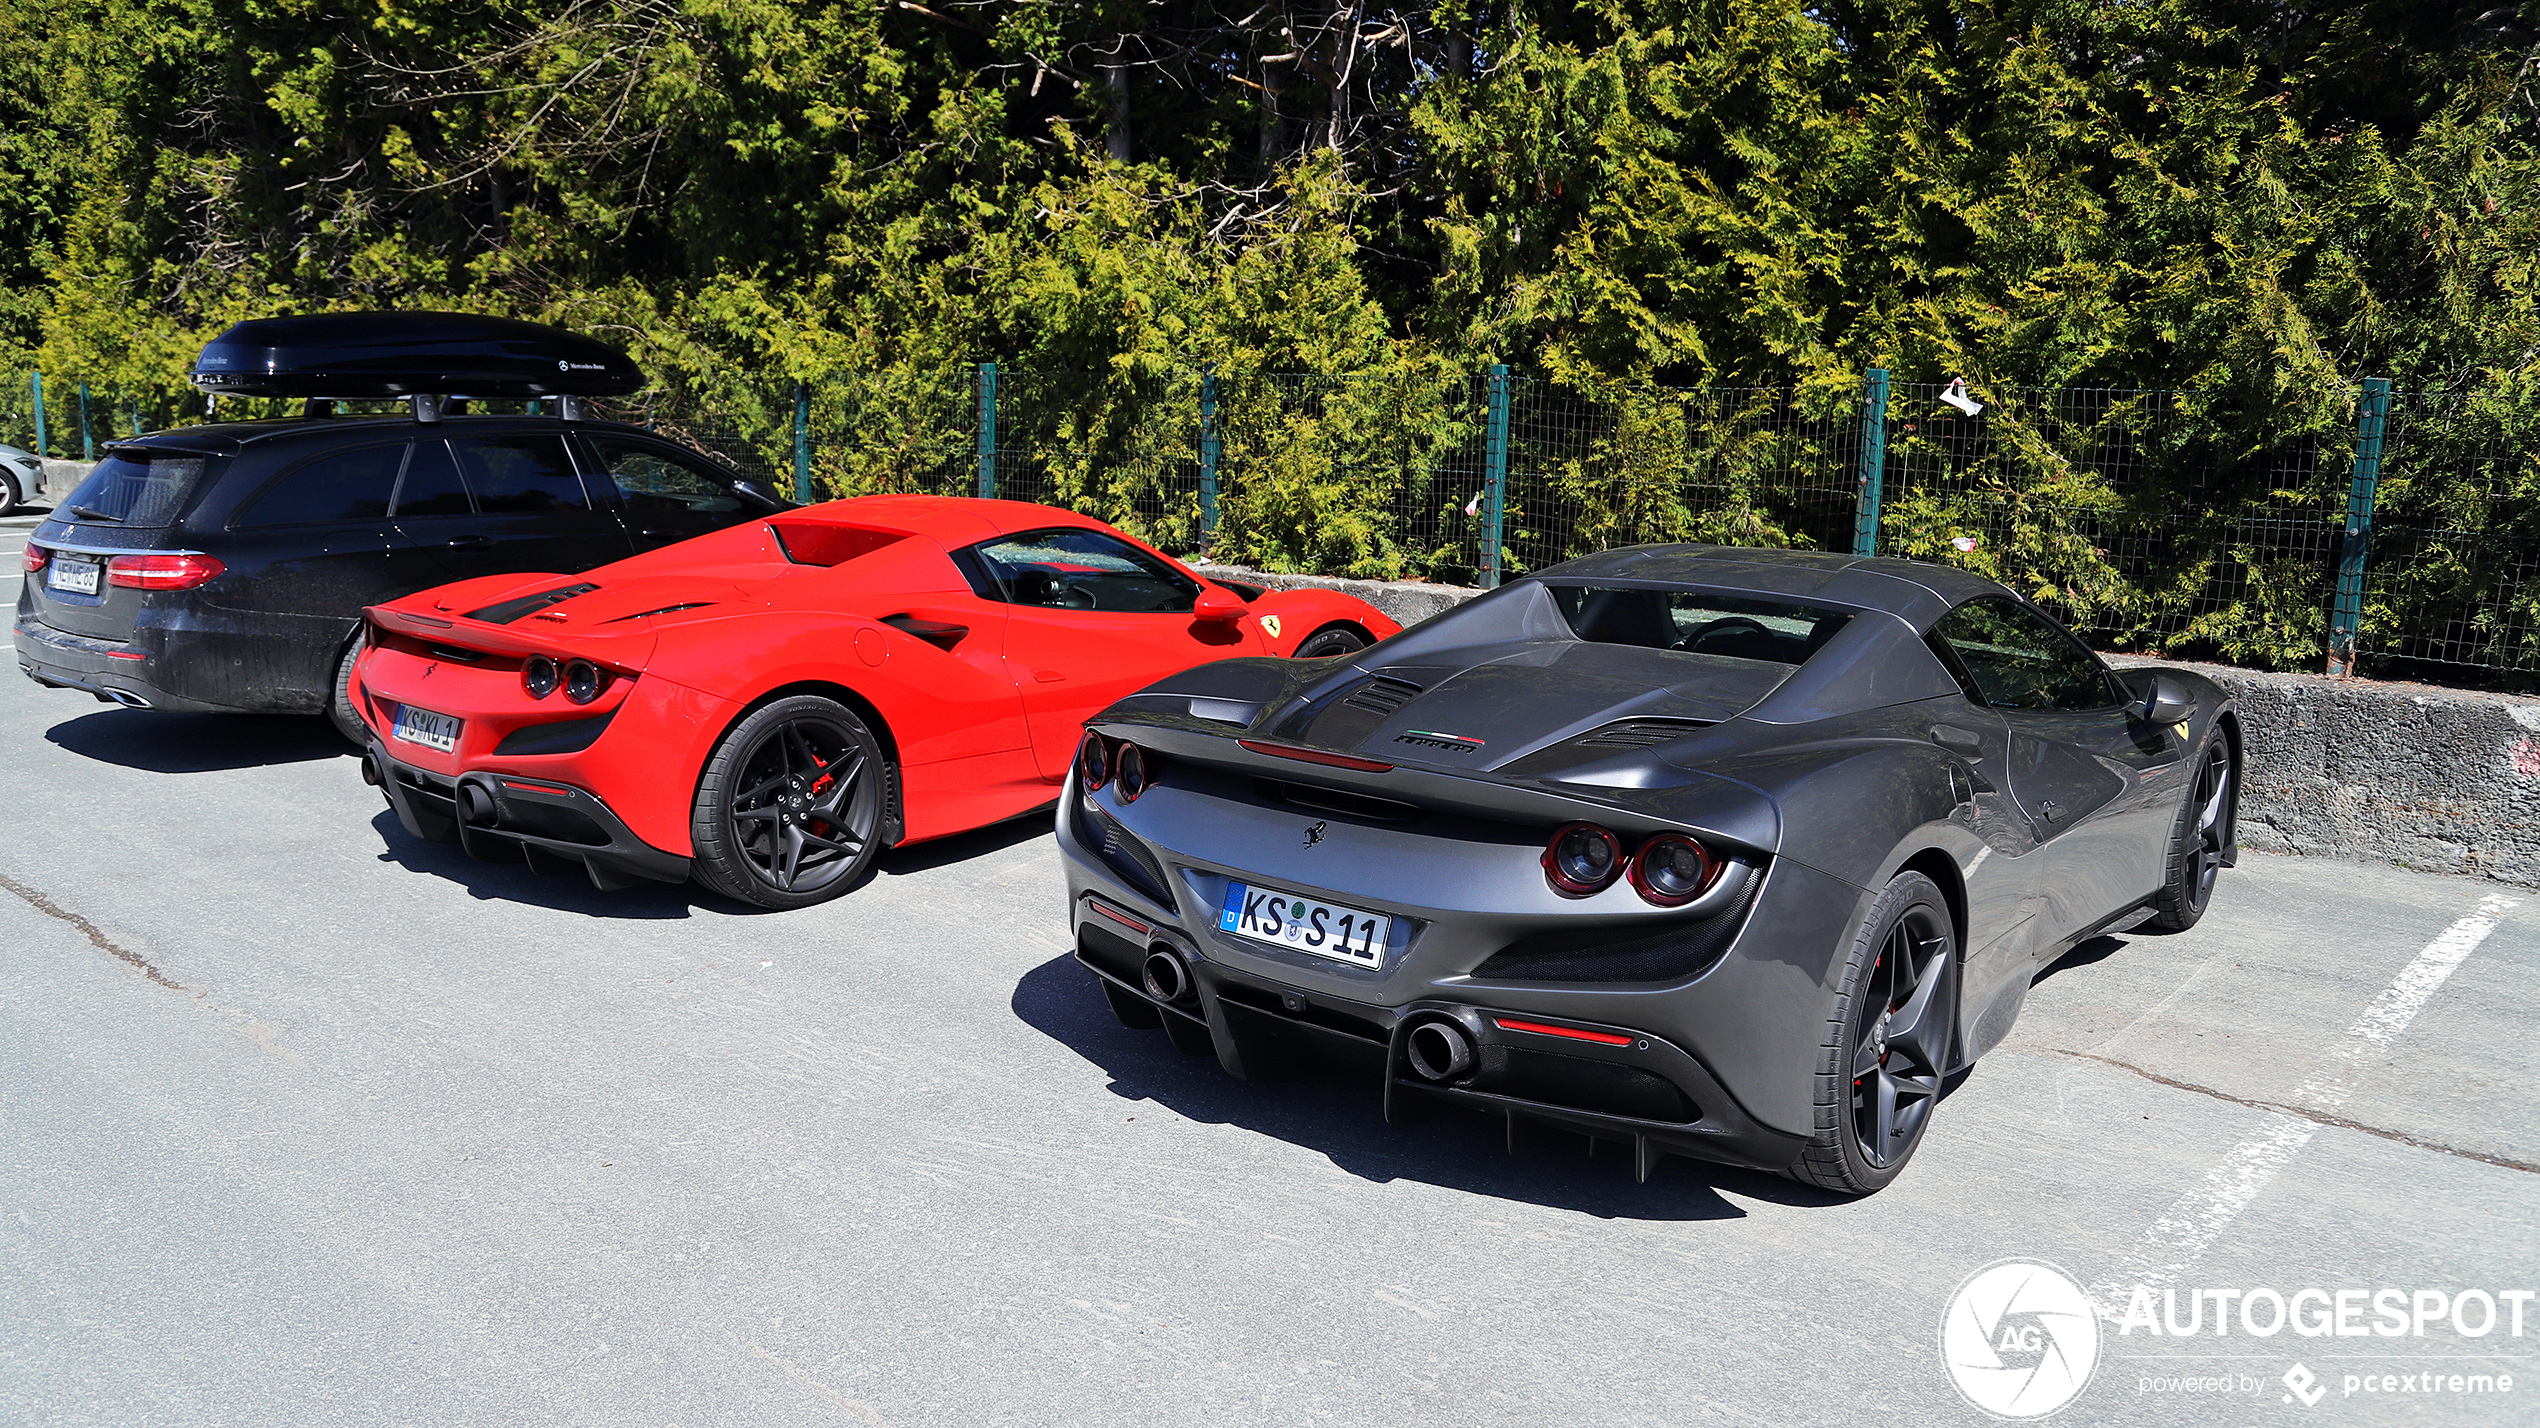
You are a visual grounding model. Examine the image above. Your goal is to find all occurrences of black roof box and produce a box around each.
[190,311,645,399]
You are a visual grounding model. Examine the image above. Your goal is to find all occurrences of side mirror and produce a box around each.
[1192,585,1247,623]
[2137,672,2196,727]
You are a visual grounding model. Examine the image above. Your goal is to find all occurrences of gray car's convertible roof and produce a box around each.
[1534,545,2006,632]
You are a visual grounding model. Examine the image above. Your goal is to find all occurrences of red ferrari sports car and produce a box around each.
[352,495,1399,907]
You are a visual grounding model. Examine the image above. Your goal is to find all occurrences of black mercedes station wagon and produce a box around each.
[13,313,788,739]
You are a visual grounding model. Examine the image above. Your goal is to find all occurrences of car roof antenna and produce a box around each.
[411,393,444,424]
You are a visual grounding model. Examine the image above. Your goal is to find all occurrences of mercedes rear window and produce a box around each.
[57,449,220,527]
[1550,586,1853,666]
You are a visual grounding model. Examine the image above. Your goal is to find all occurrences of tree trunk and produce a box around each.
[1107,62,1133,163]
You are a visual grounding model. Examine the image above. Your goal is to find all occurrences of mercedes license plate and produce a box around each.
[1220,882,1391,968]
[46,558,100,596]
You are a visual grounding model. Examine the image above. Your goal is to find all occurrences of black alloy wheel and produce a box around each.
[2151,734,2235,931]
[1792,871,1957,1195]
[691,695,888,909]
[1293,625,1371,658]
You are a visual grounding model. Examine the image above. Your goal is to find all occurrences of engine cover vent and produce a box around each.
[1576,718,1713,749]
[1341,677,1422,718]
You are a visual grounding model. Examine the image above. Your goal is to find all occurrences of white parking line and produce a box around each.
[2092,892,2518,1312]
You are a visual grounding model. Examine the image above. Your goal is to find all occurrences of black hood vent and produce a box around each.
[1576,718,1713,749]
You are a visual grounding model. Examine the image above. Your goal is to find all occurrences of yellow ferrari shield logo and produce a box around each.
[1260,615,1282,640]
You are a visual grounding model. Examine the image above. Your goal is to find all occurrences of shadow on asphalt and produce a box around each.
[362,802,1055,918]
[367,809,712,919]
[2033,933,2129,986]
[44,709,350,772]
[878,807,1055,875]
[1009,952,1858,1221]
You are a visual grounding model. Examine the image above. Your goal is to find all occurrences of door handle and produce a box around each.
[1931,725,1984,754]
[444,535,494,551]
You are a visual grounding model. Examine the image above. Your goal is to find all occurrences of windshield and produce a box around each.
[57,449,220,527]
[1549,586,1854,666]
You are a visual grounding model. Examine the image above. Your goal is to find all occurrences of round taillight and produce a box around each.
[522,655,559,699]
[1116,743,1150,802]
[1078,730,1111,790]
[563,659,606,705]
[1629,833,1718,906]
[1543,822,1623,896]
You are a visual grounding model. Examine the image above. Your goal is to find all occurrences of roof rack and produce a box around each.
[190,311,644,423]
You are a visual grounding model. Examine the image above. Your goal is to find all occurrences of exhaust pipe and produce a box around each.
[1405,1018,1476,1082]
[457,783,496,824]
[1141,946,1195,1003]
[358,753,383,787]
[104,688,152,709]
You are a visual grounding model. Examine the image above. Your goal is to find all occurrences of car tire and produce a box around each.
[0,472,19,517]
[1292,624,1370,658]
[327,638,368,746]
[2148,730,2236,932]
[690,694,890,910]
[1789,871,1958,1196]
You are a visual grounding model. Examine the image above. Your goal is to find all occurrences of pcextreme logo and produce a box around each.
[1940,1259,2103,1418]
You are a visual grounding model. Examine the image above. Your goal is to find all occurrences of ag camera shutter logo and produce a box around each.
[1940,1259,2102,1418]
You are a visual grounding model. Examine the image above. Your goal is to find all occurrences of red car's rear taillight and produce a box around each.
[106,553,224,590]
[22,544,48,573]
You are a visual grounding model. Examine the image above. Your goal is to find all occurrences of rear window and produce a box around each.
[58,449,219,527]
[452,435,589,513]
[236,443,403,527]
[1550,586,1853,666]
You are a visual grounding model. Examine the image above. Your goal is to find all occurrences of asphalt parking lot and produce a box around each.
[5,506,2536,1426]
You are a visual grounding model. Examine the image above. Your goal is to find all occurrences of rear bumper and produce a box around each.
[1068,888,1807,1180]
[14,619,238,713]
[369,738,691,891]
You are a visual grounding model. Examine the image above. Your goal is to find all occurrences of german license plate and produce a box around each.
[47,558,100,596]
[391,702,462,753]
[1220,882,1391,968]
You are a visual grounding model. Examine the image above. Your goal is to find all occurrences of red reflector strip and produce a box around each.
[499,780,571,796]
[1492,1017,1633,1047]
[105,650,146,661]
[1087,899,1151,936]
[1236,739,1394,772]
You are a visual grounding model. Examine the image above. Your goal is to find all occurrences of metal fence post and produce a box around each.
[30,372,46,457]
[976,362,998,500]
[78,381,94,461]
[2326,376,2392,677]
[1198,363,1220,545]
[1481,364,1510,589]
[1853,367,1890,558]
[792,379,812,503]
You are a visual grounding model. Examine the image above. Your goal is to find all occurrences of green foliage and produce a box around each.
[10,0,2540,670]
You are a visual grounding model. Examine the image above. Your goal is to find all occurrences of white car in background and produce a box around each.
[0,443,43,515]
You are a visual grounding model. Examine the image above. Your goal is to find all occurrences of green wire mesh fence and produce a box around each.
[18,362,2540,683]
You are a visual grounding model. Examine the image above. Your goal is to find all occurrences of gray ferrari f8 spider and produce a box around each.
[1057,546,2239,1195]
